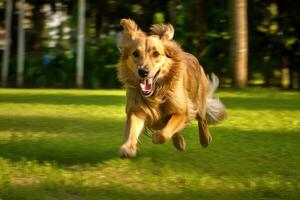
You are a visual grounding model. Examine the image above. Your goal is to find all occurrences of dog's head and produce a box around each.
[119,19,176,97]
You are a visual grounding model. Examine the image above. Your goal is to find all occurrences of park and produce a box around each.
[0,0,300,199]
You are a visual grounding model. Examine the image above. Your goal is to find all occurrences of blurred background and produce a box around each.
[0,0,299,89]
[0,2,300,199]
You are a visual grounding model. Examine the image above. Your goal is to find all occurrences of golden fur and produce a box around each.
[118,19,226,158]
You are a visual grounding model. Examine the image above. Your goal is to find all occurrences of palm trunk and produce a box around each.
[229,0,248,88]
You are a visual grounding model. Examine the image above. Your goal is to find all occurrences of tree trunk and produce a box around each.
[76,0,86,88]
[192,0,205,51]
[1,0,13,87]
[32,3,45,55]
[17,0,25,88]
[167,0,176,24]
[229,0,248,88]
[95,1,107,41]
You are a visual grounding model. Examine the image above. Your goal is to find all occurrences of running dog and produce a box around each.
[118,19,226,158]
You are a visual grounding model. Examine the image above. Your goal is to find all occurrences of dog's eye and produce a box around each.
[153,51,160,57]
[132,51,139,58]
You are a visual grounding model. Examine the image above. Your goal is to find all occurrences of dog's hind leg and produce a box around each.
[197,90,212,148]
[196,76,212,147]
[197,114,212,147]
[172,132,186,151]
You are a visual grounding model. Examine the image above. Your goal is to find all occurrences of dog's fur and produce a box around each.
[118,19,226,158]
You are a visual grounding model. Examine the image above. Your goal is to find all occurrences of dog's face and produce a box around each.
[126,35,167,96]
[119,19,174,97]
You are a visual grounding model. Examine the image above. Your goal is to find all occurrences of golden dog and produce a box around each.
[118,19,226,158]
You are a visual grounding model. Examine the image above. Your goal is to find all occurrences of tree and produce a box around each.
[76,0,86,88]
[191,0,206,52]
[17,0,25,87]
[31,1,46,55]
[229,0,248,87]
[1,0,13,87]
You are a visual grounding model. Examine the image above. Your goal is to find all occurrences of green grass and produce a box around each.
[0,88,299,200]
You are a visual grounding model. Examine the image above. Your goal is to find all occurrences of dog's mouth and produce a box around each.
[139,70,160,97]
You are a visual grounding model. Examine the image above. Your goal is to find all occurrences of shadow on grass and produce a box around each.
[222,96,300,110]
[135,126,300,177]
[0,93,125,106]
[0,138,119,166]
[0,115,124,134]
[0,115,126,165]
[1,126,299,199]
[1,182,298,200]
[1,92,300,110]
[0,113,299,170]
[0,91,300,110]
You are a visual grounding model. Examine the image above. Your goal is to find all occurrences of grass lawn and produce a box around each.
[0,88,299,200]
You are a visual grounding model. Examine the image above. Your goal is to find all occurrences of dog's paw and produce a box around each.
[198,119,212,148]
[200,133,212,148]
[152,131,168,144]
[172,133,186,151]
[119,144,136,158]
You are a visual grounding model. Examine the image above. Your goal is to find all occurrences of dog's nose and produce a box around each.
[138,68,149,78]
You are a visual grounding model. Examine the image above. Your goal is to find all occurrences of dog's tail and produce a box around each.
[206,74,227,124]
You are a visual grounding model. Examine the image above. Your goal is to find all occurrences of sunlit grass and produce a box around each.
[0,88,299,200]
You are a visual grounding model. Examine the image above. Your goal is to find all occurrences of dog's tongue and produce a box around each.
[140,78,153,94]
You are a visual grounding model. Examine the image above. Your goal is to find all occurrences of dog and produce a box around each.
[118,19,226,158]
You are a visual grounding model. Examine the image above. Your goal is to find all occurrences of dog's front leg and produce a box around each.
[152,114,186,144]
[120,112,146,158]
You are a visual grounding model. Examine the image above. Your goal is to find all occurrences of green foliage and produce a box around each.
[84,36,121,89]
[172,0,230,77]
[13,36,120,89]
[25,50,75,88]
[199,34,230,76]
[153,12,165,23]
[0,88,300,199]
[2,0,300,88]
[248,1,300,86]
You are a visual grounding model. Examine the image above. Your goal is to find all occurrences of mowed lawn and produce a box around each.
[0,88,299,200]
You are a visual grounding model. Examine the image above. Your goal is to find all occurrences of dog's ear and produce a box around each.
[120,19,139,38]
[119,19,144,49]
[164,41,182,58]
[150,24,174,40]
